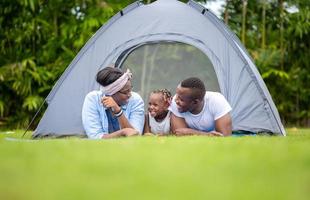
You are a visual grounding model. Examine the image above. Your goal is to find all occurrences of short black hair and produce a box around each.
[96,66,123,86]
[180,77,206,100]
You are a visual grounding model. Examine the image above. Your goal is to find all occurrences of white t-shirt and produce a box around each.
[169,92,232,132]
[148,111,171,134]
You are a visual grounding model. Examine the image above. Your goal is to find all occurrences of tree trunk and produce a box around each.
[241,0,247,45]
[140,45,149,100]
[145,45,159,96]
[279,0,284,70]
[224,0,229,25]
[261,0,266,49]
[54,13,58,37]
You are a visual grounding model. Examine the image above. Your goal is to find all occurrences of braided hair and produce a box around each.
[151,89,172,105]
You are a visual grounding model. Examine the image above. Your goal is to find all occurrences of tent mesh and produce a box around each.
[120,42,220,102]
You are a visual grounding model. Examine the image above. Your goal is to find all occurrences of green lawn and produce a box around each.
[1,129,310,200]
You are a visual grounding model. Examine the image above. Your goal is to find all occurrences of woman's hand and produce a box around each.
[101,96,121,114]
[121,128,139,137]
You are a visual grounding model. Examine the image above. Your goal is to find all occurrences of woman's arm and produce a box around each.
[82,92,108,139]
[102,128,138,139]
[101,94,145,134]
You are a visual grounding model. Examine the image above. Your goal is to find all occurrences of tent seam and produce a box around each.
[188,0,284,135]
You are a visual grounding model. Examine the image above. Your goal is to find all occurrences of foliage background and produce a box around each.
[0,0,309,129]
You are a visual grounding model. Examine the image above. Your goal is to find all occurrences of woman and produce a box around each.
[82,66,144,139]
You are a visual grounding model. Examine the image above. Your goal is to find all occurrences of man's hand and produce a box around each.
[101,96,121,113]
[208,131,224,137]
[174,128,195,136]
[174,128,223,137]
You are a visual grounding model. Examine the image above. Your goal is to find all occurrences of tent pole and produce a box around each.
[22,100,46,138]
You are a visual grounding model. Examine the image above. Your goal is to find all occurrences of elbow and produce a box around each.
[171,127,178,135]
[172,128,185,136]
[170,124,179,135]
[221,126,232,136]
[223,131,232,137]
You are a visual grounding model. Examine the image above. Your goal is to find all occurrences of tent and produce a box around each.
[33,0,286,137]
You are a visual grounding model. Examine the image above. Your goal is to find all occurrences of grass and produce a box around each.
[0,129,310,200]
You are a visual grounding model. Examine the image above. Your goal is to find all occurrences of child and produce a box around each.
[143,89,172,135]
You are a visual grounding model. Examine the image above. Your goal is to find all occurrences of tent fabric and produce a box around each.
[33,0,285,137]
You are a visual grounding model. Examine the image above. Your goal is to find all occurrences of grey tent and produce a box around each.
[33,0,286,137]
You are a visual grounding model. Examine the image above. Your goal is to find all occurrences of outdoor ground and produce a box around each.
[0,129,309,200]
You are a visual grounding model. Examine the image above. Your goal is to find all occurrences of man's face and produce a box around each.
[112,80,132,106]
[174,85,195,113]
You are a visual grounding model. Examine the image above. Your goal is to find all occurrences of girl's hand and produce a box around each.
[101,96,121,114]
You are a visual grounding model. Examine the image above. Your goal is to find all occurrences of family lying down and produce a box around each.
[82,66,232,139]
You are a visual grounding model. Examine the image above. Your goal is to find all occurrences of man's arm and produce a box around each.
[170,113,187,133]
[210,93,232,136]
[215,113,232,136]
[170,113,205,136]
[171,113,223,136]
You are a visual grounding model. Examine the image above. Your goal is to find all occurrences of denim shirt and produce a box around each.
[82,90,145,139]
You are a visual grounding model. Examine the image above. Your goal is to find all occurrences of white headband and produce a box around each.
[100,69,132,95]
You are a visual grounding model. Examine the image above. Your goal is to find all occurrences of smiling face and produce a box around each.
[148,93,169,118]
[112,80,132,106]
[174,85,196,113]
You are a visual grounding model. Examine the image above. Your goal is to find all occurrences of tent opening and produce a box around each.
[117,42,220,101]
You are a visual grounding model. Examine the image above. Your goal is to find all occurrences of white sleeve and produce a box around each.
[210,93,232,120]
[168,96,183,118]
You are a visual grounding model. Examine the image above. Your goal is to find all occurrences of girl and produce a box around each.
[143,89,172,135]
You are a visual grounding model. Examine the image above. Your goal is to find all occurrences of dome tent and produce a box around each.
[33,0,285,138]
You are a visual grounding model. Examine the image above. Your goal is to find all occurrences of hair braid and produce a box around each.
[151,89,172,105]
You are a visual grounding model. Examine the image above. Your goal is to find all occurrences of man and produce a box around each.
[82,66,144,139]
[169,77,232,136]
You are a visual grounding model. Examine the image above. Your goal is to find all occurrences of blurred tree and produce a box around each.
[222,0,310,126]
[0,0,134,128]
[0,0,309,128]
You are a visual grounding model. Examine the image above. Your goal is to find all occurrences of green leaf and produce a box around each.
[22,95,43,111]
